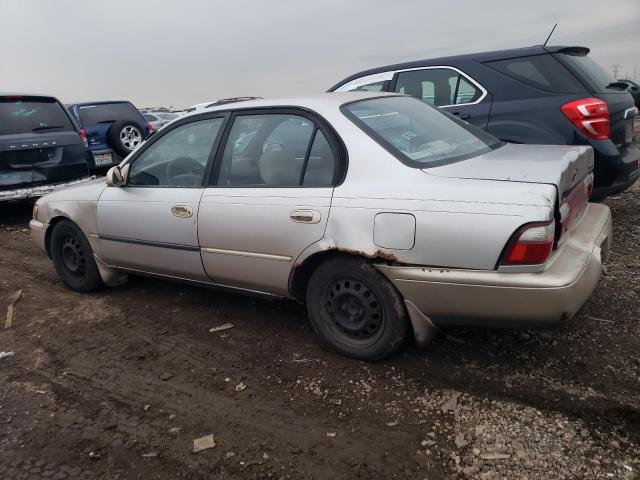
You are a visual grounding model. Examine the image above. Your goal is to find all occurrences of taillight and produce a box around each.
[146,122,154,135]
[561,98,610,140]
[501,221,555,266]
[79,128,88,147]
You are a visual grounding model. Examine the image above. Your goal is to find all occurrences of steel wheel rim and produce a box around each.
[60,235,87,278]
[319,275,385,347]
[120,125,142,150]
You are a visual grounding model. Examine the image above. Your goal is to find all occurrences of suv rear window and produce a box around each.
[342,96,502,167]
[554,52,618,93]
[485,54,583,93]
[0,97,75,136]
[78,102,140,125]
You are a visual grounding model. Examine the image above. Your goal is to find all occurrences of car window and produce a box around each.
[143,114,157,122]
[217,114,334,187]
[0,96,75,135]
[485,54,583,93]
[353,81,388,92]
[343,96,502,168]
[78,102,141,125]
[303,130,335,187]
[128,118,223,187]
[555,52,617,93]
[394,68,481,106]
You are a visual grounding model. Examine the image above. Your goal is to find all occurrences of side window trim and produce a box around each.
[207,107,346,188]
[122,111,229,189]
[333,71,394,92]
[388,65,488,107]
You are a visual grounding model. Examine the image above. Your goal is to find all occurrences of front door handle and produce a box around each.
[290,209,321,224]
[171,205,193,218]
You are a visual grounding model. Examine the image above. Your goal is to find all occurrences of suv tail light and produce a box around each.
[501,221,555,266]
[79,128,88,147]
[561,98,610,140]
[146,122,154,135]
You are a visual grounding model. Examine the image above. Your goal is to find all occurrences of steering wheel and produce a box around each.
[165,157,204,187]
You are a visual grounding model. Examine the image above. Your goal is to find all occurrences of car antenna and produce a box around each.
[543,23,558,46]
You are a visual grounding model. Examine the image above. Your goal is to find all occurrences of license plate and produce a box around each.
[93,152,113,166]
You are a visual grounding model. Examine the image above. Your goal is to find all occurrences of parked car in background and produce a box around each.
[1,93,93,202]
[30,93,611,360]
[67,100,153,172]
[143,111,181,130]
[617,79,640,108]
[330,46,639,200]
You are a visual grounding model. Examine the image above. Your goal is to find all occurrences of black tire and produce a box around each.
[306,257,408,361]
[107,120,144,157]
[50,220,103,293]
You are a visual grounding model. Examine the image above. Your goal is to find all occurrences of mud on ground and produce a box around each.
[1,174,639,479]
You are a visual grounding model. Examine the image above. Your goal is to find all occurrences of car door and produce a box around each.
[390,67,492,129]
[198,109,340,295]
[96,114,226,281]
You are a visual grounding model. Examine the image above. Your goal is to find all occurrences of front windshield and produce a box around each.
[342,96,502,167]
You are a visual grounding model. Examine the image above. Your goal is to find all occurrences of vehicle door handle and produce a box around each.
[452,112,471,120]
[290,209,321,224]
[171,205,193,218]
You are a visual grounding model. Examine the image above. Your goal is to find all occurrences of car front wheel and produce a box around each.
[306,257,408,361]
[50,220,103,293]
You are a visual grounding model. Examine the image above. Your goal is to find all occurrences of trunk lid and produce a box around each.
[423,143,593,200]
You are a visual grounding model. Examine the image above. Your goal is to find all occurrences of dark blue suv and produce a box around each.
[67,100,152,172]
[329,46,639,200]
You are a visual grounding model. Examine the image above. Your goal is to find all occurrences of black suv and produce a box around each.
[329,46,639,199]
[0,94,91,202]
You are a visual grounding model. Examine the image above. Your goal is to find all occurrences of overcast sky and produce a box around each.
[1,0,638,109]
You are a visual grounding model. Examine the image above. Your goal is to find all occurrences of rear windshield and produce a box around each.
[0,97,75,135]
[157,113,179,120]
[342,96,502,167]
[78,102,141,125]
[555,53,618,93]
[484,54,584,93]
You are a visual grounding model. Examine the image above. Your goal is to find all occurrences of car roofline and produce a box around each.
[328,45,589,91]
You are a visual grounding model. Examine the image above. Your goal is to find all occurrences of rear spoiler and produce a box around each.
[555,46,590,56]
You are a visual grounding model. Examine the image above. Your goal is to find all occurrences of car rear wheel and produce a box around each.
[306,257,408,360]
[50,220,103,293]
[108,120,143,156]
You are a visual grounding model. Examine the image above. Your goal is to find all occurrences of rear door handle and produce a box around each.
[290,209,321,224]
[452,111,471,120]
[171,205,193,218]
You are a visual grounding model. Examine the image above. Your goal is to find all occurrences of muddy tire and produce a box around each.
[306,257,408,361]
[50,220,103,293]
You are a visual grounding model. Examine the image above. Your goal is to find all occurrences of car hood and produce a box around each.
[423,143,593,200]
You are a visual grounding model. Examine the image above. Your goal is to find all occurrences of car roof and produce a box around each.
[182,91,396,119]
[68,100,135,107]
[0,92,60,100]
[329,45,588,90]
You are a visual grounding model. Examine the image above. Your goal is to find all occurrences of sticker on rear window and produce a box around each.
[401,130,417,141]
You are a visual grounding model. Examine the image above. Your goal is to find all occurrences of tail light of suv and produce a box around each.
[561,98,610,140]
[146,122,154,135]
[79,128,89,147]
[500,221,555,266]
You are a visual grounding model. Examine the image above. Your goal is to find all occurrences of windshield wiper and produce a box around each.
[32,125,64,131]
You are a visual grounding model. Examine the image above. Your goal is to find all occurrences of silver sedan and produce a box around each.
[30,92,612,360]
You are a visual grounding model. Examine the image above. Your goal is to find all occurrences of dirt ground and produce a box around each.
[1,179,640,478]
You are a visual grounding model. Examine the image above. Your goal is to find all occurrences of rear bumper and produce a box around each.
[377,203,612,327]
[0,176,96,202]
[593,147,640,199]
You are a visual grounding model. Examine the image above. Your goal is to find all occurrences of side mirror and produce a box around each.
[106,165,126,187]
